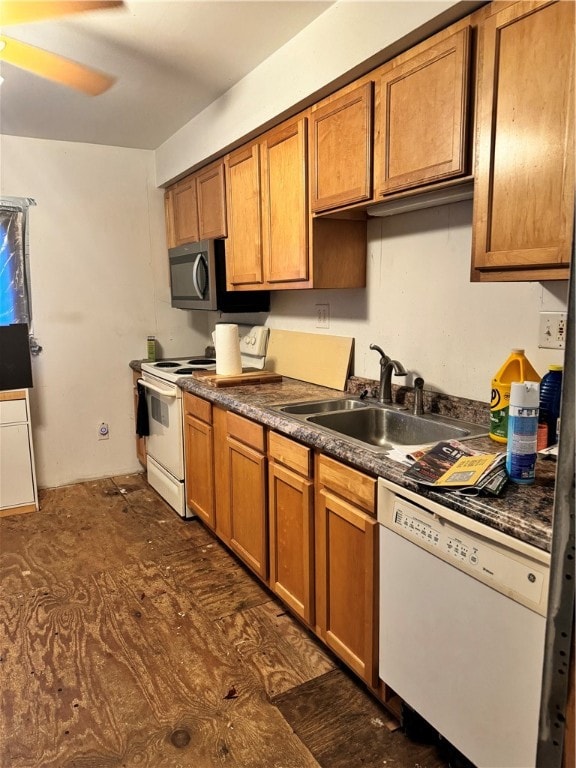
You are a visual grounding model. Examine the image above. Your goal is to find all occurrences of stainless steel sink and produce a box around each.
[272,397,488,454]
[278,398,368,415]
[308,408,485,449]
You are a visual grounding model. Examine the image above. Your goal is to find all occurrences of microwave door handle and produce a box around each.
[192,253,208,299]
[137,378,177,398]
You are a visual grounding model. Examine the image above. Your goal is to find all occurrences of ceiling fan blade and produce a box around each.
[0,35,116,95]
[0,1,123,27]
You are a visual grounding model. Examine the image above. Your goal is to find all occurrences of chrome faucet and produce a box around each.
[369,344,407,404]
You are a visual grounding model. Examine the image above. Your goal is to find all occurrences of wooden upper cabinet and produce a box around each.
[164,190,176,249]
[310,83,373,212]
[196,161,227,240]
[172,176,199,245]
[224,112,366,291]
[164,160,227,249]
[225,143,264,287]
[226,117,309,288]
[472,0,574,281]
[261,117,309,283]
[375,26,471,197]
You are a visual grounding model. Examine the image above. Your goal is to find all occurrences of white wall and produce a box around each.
[267,202,568,402]
[0,135,210,489]
[156,0,467,185]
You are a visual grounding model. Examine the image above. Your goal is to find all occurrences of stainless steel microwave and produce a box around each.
[169,240,269,312]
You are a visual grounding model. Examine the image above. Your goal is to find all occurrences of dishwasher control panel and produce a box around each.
[381,490,549,616]
[394,507,481,565]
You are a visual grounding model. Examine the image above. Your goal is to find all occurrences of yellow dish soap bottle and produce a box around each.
[490,349,540,443]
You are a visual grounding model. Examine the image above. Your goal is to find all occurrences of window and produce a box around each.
[0,198,35,327]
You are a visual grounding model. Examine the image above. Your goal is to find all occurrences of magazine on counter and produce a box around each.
[404,440,506,490]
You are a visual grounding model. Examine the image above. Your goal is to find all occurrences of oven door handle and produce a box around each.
[137,378,177,398]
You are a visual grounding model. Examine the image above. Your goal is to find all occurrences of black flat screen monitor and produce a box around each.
[0,323,33,390]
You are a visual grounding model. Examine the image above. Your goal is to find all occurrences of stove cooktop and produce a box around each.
[141,356,216,382]
[141,325,269,383]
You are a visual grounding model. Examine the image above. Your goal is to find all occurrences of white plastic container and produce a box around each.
[506,381,540,485]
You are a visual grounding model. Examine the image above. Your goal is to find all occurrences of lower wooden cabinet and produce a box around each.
[132,371,146,468]
[268,431,314,624]
[181,400,380,695]
[183,392,215,528]
[315,454,378,687]
[226,411,268,579]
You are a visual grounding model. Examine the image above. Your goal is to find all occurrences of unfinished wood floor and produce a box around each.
[0,473,449,768]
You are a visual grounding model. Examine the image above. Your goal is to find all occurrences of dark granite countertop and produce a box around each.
[131,360,555,554]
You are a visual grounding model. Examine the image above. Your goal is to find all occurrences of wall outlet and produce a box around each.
[315,303,330,329]
[538,311,567,349]
[98,422,110,440]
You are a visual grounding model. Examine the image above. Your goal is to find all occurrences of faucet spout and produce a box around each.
[369,344,407,404]
[413,376,425,416]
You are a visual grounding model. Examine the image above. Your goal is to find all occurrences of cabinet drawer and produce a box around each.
[183,392,212,423]
[0,397,28,425]
[268,431,312,478]
[227,411,265,452]
[317,454,376,516]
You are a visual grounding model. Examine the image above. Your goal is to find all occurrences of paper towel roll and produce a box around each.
[214,324,242,376]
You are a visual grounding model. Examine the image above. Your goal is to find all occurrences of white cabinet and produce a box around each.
[0,390,38,516]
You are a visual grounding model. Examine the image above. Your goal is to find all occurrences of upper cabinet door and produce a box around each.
[261,117,309,283]
[472,0,574,281]
[172,176,200,245]
[196,161,227,240]
[225,143,264,287]
[310,83,373,212]
[164,189,176,250]
[375,26,471,197]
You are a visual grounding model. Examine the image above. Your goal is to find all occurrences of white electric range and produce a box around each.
[138,325,269,518]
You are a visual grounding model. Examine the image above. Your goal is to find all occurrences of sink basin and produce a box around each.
[308,408,487,450]
[278,398,368,415]
[272,397,488,454]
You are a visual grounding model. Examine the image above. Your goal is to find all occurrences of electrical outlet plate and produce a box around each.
[538,312,567,349]
[315,303,330,329]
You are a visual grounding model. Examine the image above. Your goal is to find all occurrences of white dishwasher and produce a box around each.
[378,478,550,768]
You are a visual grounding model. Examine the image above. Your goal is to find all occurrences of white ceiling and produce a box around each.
[0,0,334,150]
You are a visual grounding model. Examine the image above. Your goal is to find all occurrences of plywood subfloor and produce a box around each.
[0,474,449,768]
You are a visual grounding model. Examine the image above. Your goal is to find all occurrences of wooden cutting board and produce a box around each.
[265,330,354,390]
[192,370,282,388]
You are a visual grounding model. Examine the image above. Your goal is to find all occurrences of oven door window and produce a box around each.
[145,389,183,480]
[151,394,170,428]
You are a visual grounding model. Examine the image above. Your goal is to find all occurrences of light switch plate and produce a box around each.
[538,312,567,349]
